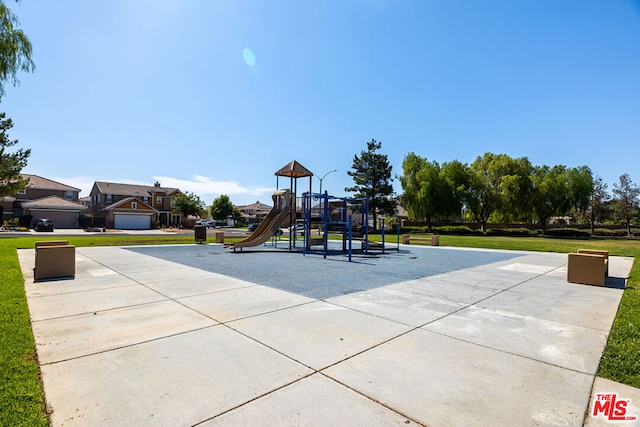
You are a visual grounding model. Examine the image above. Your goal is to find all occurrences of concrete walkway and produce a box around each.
[18,245,638,426]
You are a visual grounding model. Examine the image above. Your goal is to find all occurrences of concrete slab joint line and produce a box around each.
[17,245,635,426]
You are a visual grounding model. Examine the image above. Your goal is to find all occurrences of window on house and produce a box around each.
[143,197,149,203]
[157,196,162,204]
[105,194,112,203]
[17,189,27,195]
[131,201,137,209]
[64,191,74,200]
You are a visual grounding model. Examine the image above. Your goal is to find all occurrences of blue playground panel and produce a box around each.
[126,244,520,300]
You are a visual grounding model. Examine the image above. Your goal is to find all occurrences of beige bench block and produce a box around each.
[402,234,439,246]
[35,245,76,281]
[35,240,69,248]
[577,249,609,276]
[567,252,606,286]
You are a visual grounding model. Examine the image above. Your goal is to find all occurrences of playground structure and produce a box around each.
[228,189,291,251]
[301,191,386,261]
[228,160,395,260]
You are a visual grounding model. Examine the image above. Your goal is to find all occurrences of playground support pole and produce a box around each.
[323,220,328,259]
[381,219,385,254]
[364,197,369,254]
[348,214,352,262]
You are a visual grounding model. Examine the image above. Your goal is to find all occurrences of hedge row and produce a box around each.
[400,226,640,237]
[486,227,539,237]
[543,228,592,238]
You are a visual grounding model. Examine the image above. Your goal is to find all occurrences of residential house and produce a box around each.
[1,174,87,228]
[235,200,273,225]
[89,181,182,229]
[0,196,15,223]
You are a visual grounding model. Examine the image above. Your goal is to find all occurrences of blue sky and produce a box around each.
[4,0,639,206]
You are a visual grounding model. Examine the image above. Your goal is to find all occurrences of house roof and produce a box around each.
[22,196,87,211]
[275,160,314,178]
[395,204,408,218]
[93,181,179,197]
[21,174,81,192]
[103,197,156,211]
[235,200,273,211]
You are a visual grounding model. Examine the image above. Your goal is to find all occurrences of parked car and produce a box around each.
[196,219,215,228]
[35,218,54,232]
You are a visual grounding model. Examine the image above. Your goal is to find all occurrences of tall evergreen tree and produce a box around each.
[345,139,395,230]
[0,108,29,197]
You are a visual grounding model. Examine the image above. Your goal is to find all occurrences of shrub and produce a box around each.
[593,228,628,237]
[486,227,538,237]
[18,214,32,228]
[544,228,591,238]
[433,225,482,235]
[78,214,94,229]
[3,218,19,228]
[400,226,428,234]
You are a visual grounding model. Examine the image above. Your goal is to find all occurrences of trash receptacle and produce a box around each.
[194,225,207,243]
[212,230,224,243]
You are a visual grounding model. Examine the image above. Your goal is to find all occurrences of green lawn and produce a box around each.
[0,233,638,425]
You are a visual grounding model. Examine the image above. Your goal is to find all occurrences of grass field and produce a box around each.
[0,233,638,425]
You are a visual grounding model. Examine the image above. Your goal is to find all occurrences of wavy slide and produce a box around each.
[230,189,291,251]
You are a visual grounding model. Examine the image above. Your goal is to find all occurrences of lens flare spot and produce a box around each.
[242,48,256,67]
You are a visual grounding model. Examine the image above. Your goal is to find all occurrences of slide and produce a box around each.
[230,189,291,251]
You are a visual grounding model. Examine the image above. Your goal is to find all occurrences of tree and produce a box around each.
[440,160,469,221]
[345,139,395,230]
[0,1,35,94]
[0,108,29,197]
[231,206,243,226]
[399,153,463,231]
[210,194,234,221]
[567,166,593,218]
[530,165,570,233]
[398,152,428,221]
[495,157,533,223]
[588,176,610,235]
[465,153,509,231]
[612,173,640,236]
[172,191,206,218]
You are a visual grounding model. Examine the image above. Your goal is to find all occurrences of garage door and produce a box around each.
[30,210,79,229]
[114,214,151,230]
